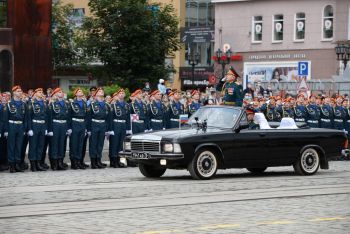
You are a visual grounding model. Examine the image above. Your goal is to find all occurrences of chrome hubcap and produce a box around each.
[197,151,217,178]
[301,148,319,173]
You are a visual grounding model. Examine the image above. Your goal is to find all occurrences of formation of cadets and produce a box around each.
[0,85,203,173]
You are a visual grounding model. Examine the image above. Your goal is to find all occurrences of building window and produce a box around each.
[252,16,263,43]
[186,1,198,27]
[0,0,7,28]
[186,0,215,27]
[322,5,333,40]
[294,12,305,41]
[273,14,283,42]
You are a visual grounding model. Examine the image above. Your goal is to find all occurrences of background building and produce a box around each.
[0,0,52,92]
[213,0,350,95]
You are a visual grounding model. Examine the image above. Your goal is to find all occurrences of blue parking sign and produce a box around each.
[298,62,308,76]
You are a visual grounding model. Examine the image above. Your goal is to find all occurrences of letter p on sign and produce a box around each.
[298,62,308,76]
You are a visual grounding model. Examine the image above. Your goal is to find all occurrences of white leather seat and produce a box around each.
[277,117,298,129]
[253,113,272,129]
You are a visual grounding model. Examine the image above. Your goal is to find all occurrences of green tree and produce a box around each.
[81,0,180,90]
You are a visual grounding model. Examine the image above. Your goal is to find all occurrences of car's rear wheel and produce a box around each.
[139,163,166,178]
[188,148,218,180]
[246,167,267,174]
[293,147,320,175]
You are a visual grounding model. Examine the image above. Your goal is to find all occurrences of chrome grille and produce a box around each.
[131,141,160,152]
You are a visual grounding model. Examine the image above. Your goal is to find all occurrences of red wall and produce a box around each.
[8,0,52,91]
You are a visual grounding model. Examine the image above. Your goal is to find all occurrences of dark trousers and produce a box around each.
[169,120,179,129]
[7,123,24,164]
[41,136,50,163]
[150,120,163,131]
[132,122,145,134]
[89,122,106,159]
[28,123,46,161]
[21,135,29,163]
[51,122,68,159]
[0,136,8,164]
[70,121,86,161]
[109,122,126,158]
[319,120,333,129]
[333,120,345,130]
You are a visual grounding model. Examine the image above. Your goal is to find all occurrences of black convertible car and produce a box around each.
[119,106,347,180]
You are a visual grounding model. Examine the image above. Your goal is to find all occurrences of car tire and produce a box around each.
[188,148,218,180]
[139,163,166,178]
[246,167,267,174]
[293,147,320,176]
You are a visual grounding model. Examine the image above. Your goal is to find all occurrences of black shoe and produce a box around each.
[71,159,79,170]
[57,159,67,170]
[50,159,58,171]
[0,163,9,171]
[15,163,24,172]
[96,158,106,169]
[91,158,98,169]
[63,162,68,169]
[36,161,47,171]
[110,158,116,168]
[76,161,86,170]
[30,161,37,172]
[80,161,89,168]
[40,162,50,170]
[20,162,29,171]
[10,164,16,173]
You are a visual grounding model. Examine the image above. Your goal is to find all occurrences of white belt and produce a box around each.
[33,120,45,124]
[113,119,126,123]
[307,120,318,123]
[53,119,67,124]
[171,118,179,121]
[9,120,23,124]
[295,118,305,122]
[92,119,105,123]
[72,118,85,122]
[132,120,144,123]
[334,119,344,123]
[320,119,331,122]
[347,120,350,123]
[151,119,163,123]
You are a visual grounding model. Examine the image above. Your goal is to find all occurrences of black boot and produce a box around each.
[9,164,16,173]
[30,161,37,172]
[71,159,79,170]
[40,161,50,170]
[20,161,29,171]
[76,161,86,170]
[0,163,9,171]
[50,159,58,171]
[36,161,47,171]
[96,158,106,169]
[80,160,89,169]
[110,158,116,168]
[57,159,67,170]
[15,163,24,172]
[91,158,98,169]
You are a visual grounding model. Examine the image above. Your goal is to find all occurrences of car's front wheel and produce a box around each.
[247,167,267,174]
[139,163,166,178]
[293,147,320,175]
[188,148,218,180]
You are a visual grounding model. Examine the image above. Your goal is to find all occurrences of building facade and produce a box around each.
[0,0,52,92]
[213,0,350,94]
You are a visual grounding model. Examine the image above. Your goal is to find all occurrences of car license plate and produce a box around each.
[131,152,150,159]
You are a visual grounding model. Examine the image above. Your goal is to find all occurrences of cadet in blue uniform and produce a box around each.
[281,98,295,118]
[221,68,243,106]
[167,90,186,129]
[306,94,321,128]
[27,88,49,172]
[69,88,89,169]
[262,96,282,122]
[109,89,131,168]
[319,97,334,129]
[87,88,111,169]
[130,89,149,134]
[294,94,308,123]
[49,88,71,170]
[333,96,346,130]
[4,86,26,173]
[0,93,9,171]
[148,90,167,131]
[188,90,201,116]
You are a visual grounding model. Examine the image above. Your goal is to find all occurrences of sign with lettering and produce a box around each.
[180,26,215,43]
[180,67,214,87]
[247,53,306,61]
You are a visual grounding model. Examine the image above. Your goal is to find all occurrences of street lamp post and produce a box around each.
[335,44,350,71]
[215,48,232,79]
[187,51,200,87]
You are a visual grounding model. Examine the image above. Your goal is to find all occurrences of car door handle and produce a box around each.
[258,133,266,137]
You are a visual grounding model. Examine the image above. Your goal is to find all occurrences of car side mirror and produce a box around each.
[235,122,249,133]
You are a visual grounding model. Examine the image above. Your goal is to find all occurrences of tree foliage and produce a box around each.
[81,0,180,90]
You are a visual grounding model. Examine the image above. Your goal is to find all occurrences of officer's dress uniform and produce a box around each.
[49,99,71,170]
[109,100,130,167]
[306,104,321,128]
[27,99,49,171]
[70,99,88,168]
[167,101,186,129]
[148,100,167,131]
[188,101,201,117]
[20,100,31,170]
[87,101,111,168]
[282,107,295,118]
[294,104,308,123]
[319,104,334,129]
[333,105,346,130]
[222,81,242,106]
[0,102,7,170]
[4,99,27,172]
[131,100,148,134]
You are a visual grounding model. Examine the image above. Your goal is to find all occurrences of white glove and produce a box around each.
[144,130,148,133]
[148,129,153,132]
[66,129,72,135]
[48,132,53,136]
[0,133,1,138]
[109,131,115,136]
[45,130,48,135]
[163,128,166,130]
[4,132,8,138]
[28,130,34,136]
[126,130,132,135]
[87,131,91,136]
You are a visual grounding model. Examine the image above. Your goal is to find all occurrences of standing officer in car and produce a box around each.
[221,67,243,106]
[130,89,149,134]
[109,88,131,168]
[188,90,201,116]
[148,90,167,131]
[49,88,71,170]
[167,90,186,129]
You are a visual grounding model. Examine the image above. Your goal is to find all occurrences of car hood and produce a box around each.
[131,126,227,141]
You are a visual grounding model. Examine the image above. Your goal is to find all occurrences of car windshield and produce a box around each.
[188,107,241,128]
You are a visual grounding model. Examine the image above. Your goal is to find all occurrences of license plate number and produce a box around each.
[131,152,150,159]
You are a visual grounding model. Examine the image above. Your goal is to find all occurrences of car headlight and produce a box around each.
[163,143,173,153]
[173,143,182,153]
[124,141,131,151]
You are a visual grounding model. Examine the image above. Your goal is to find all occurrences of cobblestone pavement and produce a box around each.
[0,161,349,233]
